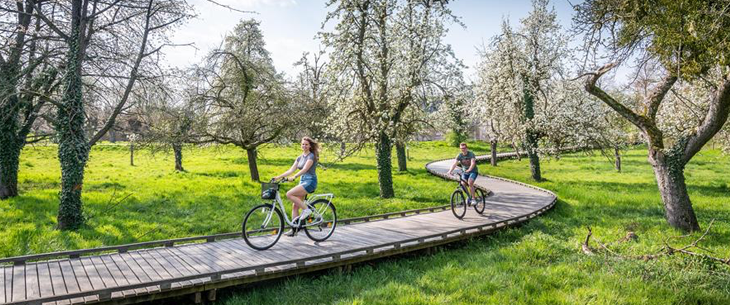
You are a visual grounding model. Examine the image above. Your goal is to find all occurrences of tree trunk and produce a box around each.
[522,79,541,181]
[490,140,498,167]
[0,68,21,199]
[396,141,407,172]
[375,132,394,198]
[246,148,260,182]
[57,0,89,231]
[614,145,621,172]
[340,141,346,157]
[0,141,21,199]
[173,143,184,172]
[129,142,134,166]
[513,143,522,161]
[526,131,542,181]
[650,150,700,232]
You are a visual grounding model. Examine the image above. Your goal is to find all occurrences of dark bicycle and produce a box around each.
[449,170,486,219]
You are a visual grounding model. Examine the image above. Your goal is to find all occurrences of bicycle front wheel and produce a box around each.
[474,188,486,214]
[450,190,467,219]
[304,199,337,242]
[242,204,284,250]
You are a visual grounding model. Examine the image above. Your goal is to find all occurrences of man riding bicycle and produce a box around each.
[447,142,478,205]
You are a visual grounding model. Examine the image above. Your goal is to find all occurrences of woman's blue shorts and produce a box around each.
[300,174,318,194]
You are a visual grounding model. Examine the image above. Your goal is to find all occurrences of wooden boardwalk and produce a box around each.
[0,153,556,305]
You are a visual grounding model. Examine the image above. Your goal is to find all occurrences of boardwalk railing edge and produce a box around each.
[4,149,561,305]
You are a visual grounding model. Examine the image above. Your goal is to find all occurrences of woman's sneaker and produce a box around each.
[299,208,313,224]
[285,228,298,237]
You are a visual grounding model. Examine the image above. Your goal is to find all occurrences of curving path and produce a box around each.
[0,152,556,305]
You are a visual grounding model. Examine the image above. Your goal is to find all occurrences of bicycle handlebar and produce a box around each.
[269,177,294,184]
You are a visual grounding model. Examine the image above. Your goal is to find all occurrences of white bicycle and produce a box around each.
[242,178,337,250]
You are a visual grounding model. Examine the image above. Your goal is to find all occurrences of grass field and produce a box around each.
[1,141,497,257]
[3,141,730,304]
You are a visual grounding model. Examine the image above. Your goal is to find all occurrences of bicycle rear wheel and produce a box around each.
[242,204,284,250]
[473,188,486,214]
[450,190,467,219]
[304,199,337,242]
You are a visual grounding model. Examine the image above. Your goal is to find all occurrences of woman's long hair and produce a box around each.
[303,137,320,161]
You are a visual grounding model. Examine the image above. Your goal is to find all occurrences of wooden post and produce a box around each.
[193,292,202,304]
[207,289,217,302]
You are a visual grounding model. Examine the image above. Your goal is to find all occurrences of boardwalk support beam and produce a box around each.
[207,289,217,301]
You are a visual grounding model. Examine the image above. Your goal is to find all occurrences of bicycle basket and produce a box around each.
[261,182,279,199]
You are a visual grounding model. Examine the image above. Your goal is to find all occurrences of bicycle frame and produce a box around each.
[454,172,476,200]
[260,185,334,228]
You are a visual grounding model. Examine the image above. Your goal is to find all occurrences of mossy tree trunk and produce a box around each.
[650,147,699,231]
[57,0,90,230]
[129,142,135,166]
[522,81,541,181]
[0,73,21,199]
[0,125,21,199]
[173,143,184,171]
[396,141,407,172]
[246,148,260,182]
[376,132,394,198]
[614,145,621,172]
[490,140,498,167]
[0,2,35,200]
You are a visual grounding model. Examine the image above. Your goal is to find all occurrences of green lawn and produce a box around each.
[3,141,730,304]
[2,141,493,256]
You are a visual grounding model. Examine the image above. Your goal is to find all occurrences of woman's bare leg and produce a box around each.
[287,185,308,219]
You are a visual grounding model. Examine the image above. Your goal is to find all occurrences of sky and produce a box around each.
[164,0,580,81]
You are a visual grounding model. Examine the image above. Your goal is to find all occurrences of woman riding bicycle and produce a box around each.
[273,137,319,227]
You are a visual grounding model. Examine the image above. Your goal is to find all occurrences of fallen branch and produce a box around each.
[582,226,594,255]
[580,220,730,266]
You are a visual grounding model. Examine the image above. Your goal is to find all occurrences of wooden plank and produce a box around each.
[96,255,130,299]
[1,266,8,304]
[79,257,107,290]
[186,244,233,273]
[48,261,68,296]
[144,249,192,290]
[162,247,212,274]
[211,241,266,278]
[89,256,121,290]
[133,250,174,281]
[24,263,40,301]
[193,242,247,270]
[10,264,25,303]
[47,260,74,305]
[68,257,97,303]
[219,240,279,267]
[172,245,224,273]
[215,240,272,266]
[147,249,195,288]
[127,251,166,282]
[160,248,209,286]
[102,254,138,288]
[110,252,153,296]
[58,260,81,294]
[113,252,150,282]
[96,255,129,286]
[35,262,55,298]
